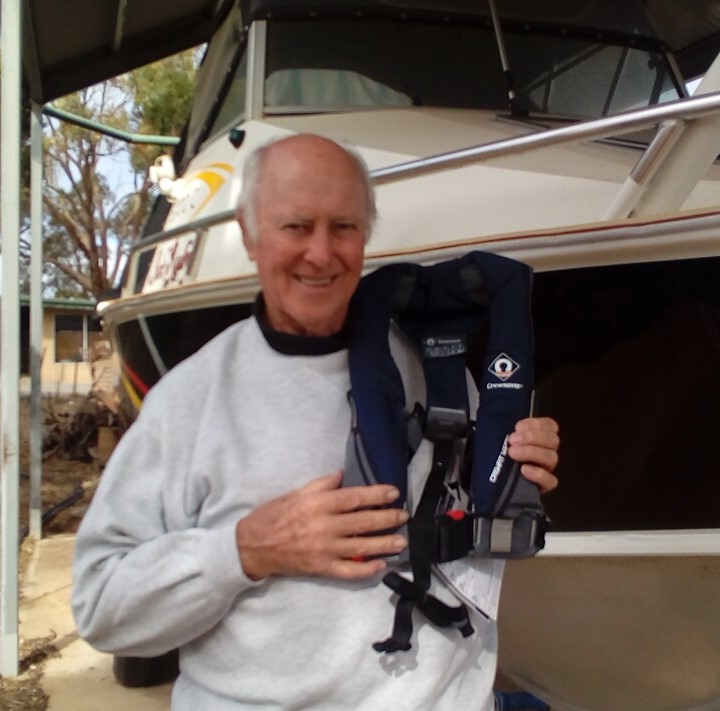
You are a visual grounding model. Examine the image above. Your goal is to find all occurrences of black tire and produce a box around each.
[113,650,179,688]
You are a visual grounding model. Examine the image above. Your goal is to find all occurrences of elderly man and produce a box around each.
[73,134,559,711]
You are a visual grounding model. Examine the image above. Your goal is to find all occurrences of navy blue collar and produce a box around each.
[253,294,348,355]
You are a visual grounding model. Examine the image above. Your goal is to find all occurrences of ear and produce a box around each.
[237,211,256,261]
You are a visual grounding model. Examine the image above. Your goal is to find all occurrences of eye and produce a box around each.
[283,222,308,234]
[333,221,359,233]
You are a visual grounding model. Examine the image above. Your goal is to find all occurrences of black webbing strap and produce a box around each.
[373,433,474,653]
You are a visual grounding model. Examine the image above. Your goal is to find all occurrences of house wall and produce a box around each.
[44,309,95,394]
[21,308,100,396]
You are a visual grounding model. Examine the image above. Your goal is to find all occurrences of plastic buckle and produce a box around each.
[424,407,468,441]
[435,510,474,562]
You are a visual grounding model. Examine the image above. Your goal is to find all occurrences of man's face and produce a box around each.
[242,136,368,337]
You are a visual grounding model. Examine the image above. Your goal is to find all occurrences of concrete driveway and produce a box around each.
[20,534,173,710]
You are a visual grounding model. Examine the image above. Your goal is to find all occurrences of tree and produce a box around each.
[19,49,200,300]
[122,50,198,173]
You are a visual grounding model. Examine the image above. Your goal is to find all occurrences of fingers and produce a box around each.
[326,482,402,514]
[301,470,403,514]
[326,557,388,579]
[509,441,558,475]
[508,417,560,494]
[510,417,560,449]
[333,530,407,564]
[323,530,408,580]
[519,463,558,494]
[331,504,409,536]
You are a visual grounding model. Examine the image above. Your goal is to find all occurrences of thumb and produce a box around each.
[301,470,344,493]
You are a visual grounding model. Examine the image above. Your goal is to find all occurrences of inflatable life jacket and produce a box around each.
[345,251,548,653]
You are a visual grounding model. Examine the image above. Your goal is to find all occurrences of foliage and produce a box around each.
[121,50,199,172]
[19,49,200,299]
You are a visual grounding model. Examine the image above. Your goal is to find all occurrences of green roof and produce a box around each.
[19,295,96,311]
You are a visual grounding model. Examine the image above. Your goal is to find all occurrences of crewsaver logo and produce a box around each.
[489,353,520,381]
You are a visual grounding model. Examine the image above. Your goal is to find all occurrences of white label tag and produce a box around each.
[435,557,505,620]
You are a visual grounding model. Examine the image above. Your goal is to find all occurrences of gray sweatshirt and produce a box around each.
[72,317,496,710]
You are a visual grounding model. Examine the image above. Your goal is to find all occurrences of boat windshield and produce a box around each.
[198,16,681,146]
[264,20,679,116]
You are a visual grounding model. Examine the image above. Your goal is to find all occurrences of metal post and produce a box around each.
[0,0,23,678]
[488,0,517,109]
[245,20,267,120]
[29,104,44,540]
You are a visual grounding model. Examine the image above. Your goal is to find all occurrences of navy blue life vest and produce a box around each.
[345,250,548,653]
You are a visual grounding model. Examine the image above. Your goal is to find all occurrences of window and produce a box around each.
[183,3,247,155]
[54,313,103,363]
[515,39,676,117]
[262,19,680,119]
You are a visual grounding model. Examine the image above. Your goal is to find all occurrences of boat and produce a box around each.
[96,2,720,709]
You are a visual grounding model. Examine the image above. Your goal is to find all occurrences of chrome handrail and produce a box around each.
[370,91,720,183]
[132,91,720,252]
[138,210,238,249]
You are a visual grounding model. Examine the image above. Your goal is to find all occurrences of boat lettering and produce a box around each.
[143,232,202,293]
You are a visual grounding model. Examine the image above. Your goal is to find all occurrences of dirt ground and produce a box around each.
[1,395,114,711]
[17,395,108,537]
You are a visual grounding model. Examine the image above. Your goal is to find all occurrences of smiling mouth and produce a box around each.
[295,275,338,287]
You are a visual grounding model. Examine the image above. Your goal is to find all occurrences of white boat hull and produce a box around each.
[499,551,720,711]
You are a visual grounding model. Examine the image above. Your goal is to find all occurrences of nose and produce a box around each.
[304,227,333,268]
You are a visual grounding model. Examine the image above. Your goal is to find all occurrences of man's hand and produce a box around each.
[236,471,409,582]
[508,417,560,494]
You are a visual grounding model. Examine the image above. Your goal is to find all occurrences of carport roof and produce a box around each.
[22,0,234,103]
[20,0,720,104]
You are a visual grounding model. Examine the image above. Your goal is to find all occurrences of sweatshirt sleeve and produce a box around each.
[71,383,262,657]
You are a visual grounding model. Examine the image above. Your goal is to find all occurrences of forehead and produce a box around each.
[255,140,368,215]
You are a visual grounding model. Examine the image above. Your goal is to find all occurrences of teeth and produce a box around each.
[297,276,334,286]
